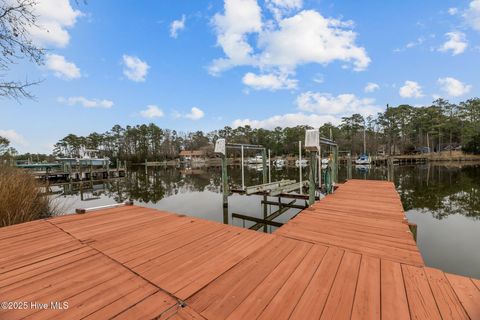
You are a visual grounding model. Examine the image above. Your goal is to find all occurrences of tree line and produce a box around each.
[2,97,479,163]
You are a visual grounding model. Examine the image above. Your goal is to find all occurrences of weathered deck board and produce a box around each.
[1,179,478,319]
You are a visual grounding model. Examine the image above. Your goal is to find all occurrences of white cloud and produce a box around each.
[258,10,370,72]
[57,96,114,109]
[122,55,150,82]
[28,0,82,47]
[464,0,480,31]
[242,72,297,90]
[364,82,379,93]
[439,32,468,55]
[448,7,459,15]
[185,107,205,120]
[45,54,81,80]
[437,77,472,97]
[233,113,340,129]
[170,15,186,38]
[0,129,28,146]
[140,105,164,118]
[399,81,423,98]
[266,0,303,20]
[210,1,370,79]
[210,0,262,75]
[233,90,380,129]
[296,92,379,116]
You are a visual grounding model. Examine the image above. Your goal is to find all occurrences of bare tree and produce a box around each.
[0,0,44,100]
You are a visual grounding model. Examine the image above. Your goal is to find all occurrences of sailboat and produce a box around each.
[355,127,372,165]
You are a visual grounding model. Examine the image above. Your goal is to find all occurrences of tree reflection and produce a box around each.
[395,164,480,220]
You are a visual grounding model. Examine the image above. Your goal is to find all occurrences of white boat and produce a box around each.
[247,155,264,164]
[57,149,110,167]
[273,159,285,167]
[355,164,371,171]
[355,154,371,165]
[295,159,308,167]
[321,158,329,165]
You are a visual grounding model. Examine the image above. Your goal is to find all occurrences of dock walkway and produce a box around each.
[0,180,479,319]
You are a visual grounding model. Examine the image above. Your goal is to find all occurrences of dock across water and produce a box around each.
[0,180,479,319]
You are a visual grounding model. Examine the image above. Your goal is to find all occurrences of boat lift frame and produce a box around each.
[214,134,339,231]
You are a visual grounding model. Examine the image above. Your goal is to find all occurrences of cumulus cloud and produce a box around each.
[170,15,186,38]
[45,54,81,80]
[210,0,262,75]
[28,0,82,47]
[364,82,379,93]
[233,89,380,129]
[57,96,114,109]
[399,81,423,98]
[0,129,28,147]
[464,0,480,31]
[242,72,297,90]
[140,105,164,118]
[122,55,150,82]
[184,107,205,120]
[210,0,370,85]
[437,77,472,97]
[296,92,380,116]
[233,113,340,129]
[439,32,468,55]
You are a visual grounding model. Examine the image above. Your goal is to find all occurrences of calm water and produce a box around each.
[50,162,480,278]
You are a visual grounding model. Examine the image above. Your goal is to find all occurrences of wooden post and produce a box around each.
[318,145,322,188]
[221,155,229,210]
[347,153,352,180]
[308,152,316,205]
[298,141,302,194]
[332,146,338,184]
[262,148,267,184]
[79,161,83,181]
[263,194,268,232]
[268,149,271,184]
[241,145,245,190]
[408,222,417,242]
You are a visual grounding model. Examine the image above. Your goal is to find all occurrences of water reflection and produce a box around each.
[336,163,480,220]
[53,163,480,277]
[57,163,480,221]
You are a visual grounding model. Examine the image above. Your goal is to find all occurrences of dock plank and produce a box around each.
[1,179,478,320]
[351,256,381,320]
[446,273,480,320]
[402,264,442,320]
[424,268,469,320]
[319,251,362,320]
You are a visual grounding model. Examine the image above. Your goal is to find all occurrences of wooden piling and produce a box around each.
[308,152,316,205]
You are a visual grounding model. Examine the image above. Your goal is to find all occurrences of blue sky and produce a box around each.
[1,0,480,153]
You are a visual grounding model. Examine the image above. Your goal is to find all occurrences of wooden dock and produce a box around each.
[1,180,479,319]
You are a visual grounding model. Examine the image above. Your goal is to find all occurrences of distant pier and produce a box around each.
[15,161,127,181]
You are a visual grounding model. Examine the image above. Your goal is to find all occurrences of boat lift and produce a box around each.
[214,131,338,231]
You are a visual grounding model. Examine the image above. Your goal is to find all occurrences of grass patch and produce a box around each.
[0,165,60,227]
